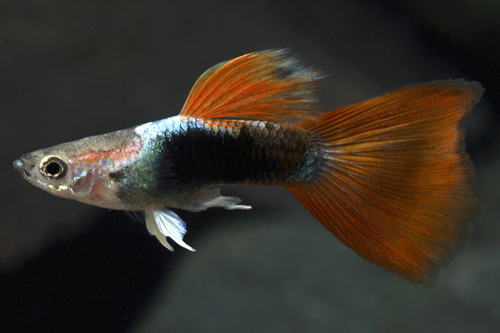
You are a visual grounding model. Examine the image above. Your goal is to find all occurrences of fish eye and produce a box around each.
[40,156,67,180]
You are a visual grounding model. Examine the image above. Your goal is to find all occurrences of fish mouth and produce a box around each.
[13,159,32,178]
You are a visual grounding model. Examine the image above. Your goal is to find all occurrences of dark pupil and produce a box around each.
[46,162,61,175]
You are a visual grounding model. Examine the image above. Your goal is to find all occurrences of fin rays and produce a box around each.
[180,49,324,123]
[288,80,482,284]
[162,52,480,284]
[145,209,195,252]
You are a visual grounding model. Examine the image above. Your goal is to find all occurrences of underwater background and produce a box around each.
[1,1,499,332]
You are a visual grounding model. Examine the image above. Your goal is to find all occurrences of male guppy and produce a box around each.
[14,50,482,285]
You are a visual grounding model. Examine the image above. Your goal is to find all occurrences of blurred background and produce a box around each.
[1,0,499,332]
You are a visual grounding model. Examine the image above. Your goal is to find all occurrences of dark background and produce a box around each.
[1,1,499,332]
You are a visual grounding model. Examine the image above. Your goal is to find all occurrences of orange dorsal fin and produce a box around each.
[180,50,323,123]
[287,80,482,285]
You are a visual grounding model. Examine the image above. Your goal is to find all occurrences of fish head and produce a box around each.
[13,144,101,200]
[14,129,140,209]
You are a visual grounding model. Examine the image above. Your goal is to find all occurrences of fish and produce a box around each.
[13,50,482,285]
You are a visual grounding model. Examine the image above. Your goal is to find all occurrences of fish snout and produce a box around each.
[13,159,23,170]
[13,157,32,179]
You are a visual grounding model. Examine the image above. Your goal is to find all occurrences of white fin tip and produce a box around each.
[145,209,195,252]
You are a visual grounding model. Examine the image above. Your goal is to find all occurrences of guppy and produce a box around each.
[14,50,482,285]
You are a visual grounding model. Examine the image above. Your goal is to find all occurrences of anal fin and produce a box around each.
[145,209,195,251]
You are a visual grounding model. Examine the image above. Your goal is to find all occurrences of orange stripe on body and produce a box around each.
[75,139,142,167]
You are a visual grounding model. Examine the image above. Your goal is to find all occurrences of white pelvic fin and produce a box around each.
[145,209,195,252]
[179,188,252,212]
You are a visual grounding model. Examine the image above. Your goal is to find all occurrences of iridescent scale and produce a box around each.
[171,116,321,186]
[131,116,320,190]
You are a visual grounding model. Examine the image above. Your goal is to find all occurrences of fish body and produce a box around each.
[112,116,318,208]
[14,50,482,284]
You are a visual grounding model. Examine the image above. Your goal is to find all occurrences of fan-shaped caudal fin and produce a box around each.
[180,49,324,123]
[287,80,483,285]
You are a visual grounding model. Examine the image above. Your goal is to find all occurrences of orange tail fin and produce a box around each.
[286,80,482,285]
